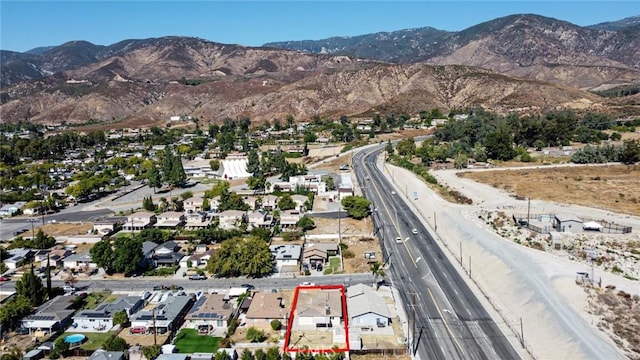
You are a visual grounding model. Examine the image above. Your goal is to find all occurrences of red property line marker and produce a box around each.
[284,284,350,354]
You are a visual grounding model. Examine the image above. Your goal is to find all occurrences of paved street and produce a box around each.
[352,147,521,360]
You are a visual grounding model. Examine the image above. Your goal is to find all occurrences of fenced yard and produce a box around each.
[174,328,221,353]
[323,256,342,274]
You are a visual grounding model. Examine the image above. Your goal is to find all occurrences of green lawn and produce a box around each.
[323,256,343,275]
[60,331,114,350]
[174,328,221,353]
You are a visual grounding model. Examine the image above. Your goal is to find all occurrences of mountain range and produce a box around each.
[1,14,639,127]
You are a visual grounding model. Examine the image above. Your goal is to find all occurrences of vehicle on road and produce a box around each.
[396,237,403,243]
[299,282,315,286]
[412,228,418,235]
[0,276,10,282]
[240,283,255,289]
[391,191,396,195]
[189,274,207,280]
[63,285,76,292]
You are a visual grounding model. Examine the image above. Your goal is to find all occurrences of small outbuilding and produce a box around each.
[554,214,583,233]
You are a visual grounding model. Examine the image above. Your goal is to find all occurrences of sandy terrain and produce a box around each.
[381,159,640,360]
[459,164,640,216]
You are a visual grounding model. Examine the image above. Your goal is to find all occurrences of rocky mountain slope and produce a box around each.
[266,14,640,90]
[1,15,639,127]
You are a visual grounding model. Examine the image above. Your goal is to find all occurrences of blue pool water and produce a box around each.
[64,334,86,344]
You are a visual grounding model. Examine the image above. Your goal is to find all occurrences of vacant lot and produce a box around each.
[25,222,93,238]
[459,164,640,216]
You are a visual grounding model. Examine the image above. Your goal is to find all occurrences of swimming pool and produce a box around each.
[64,333,86,346]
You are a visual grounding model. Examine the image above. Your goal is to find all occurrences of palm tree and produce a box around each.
[370,261,386,290]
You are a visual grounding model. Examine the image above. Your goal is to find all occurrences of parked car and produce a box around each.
[0,276,10,282]
[189,274,207,280]
[240,283,255,290]
[63,285,76,292]
[299,282,315,286]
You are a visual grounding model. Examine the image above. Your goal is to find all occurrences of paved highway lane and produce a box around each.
[353,147,521,360]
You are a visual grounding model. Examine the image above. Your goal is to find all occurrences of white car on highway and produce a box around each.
[396,237,402,243]
[412,228,418,235]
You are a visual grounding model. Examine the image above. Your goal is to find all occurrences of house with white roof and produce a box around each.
[347,284,391,328]
[63,253,96,271]
[280,210,303,228]
[247,210,274,230]
[155,211,185,229]
[123,211,157,231]
[270,244,301,270]
[183,197,204,214]
[216,210,245,230]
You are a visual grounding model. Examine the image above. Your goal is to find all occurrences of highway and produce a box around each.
[352,147,521,360]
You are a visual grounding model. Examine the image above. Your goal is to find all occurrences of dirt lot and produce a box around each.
[24,222,94,238]
[118,326,171,347]
[306,217,380,274]
[459,164,640,216]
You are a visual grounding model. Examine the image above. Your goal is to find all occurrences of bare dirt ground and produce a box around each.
[118,326,171,347]
[307,217,379,274]
[26,222,94,238]
[459,164,640,216]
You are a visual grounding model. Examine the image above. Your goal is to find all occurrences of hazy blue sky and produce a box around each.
[1,1,639,52]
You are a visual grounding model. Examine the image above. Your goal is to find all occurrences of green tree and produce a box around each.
[247,149,260,174]
[142,195,156,211]
[247,173,266,190]
[0,295,31,330]
[90,239,115,274]
[15,265,46,307]
[215,351,230,360]
[396,138,416,156]
[241,349,255,360]
[113,310,129,326]
[32,229,55,249]
[277,193,295,210]
[142,344,161,360]
[266,348,281,360]
[341,195,371,220]
[270,319,282,331]
[246,327,267,342]
[147,166,162,193]
[303,131,317,143]
[620,139,640,164]
[103,334,128,351]
[296,215,315,232]
[0,346,22,360]
[51,336,70,359]
[218,190,250,211]
[207,238,273,278]
[385,140,394,155]
[209,159,221,171]
[205,181,230,199]
[484,127,516,161]
[370,261,386,290]
[112,237,143,275]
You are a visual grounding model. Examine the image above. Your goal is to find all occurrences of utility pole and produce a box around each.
[410,292,418,354]
[460,242,463,265]
[526,197,531,230]
[520,317,525,348]
[469,256,472,278]
[152,308,157,345]
[434,211,437,232]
